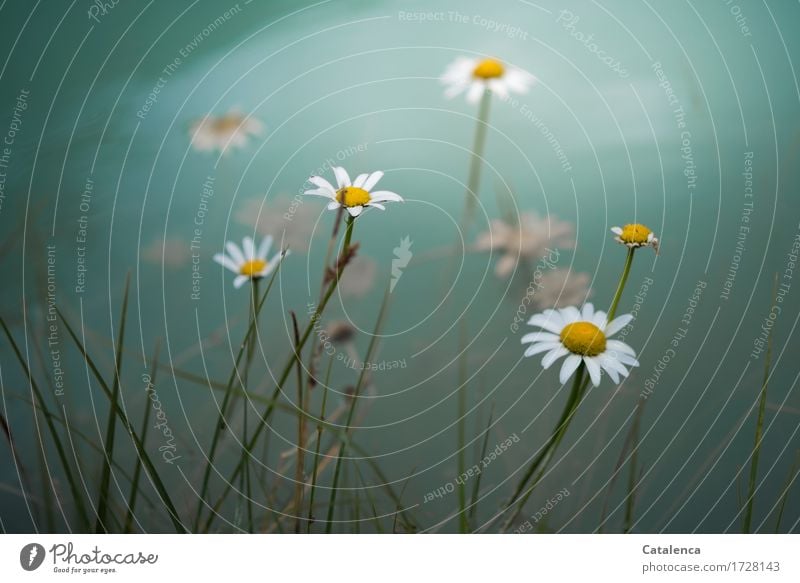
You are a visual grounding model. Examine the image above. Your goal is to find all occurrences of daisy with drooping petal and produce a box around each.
[213,235,286,289]
[441,56,535,104]
[521,303,639,387]
[303,166,403,217]
[611,224,659,254]
[190,110,264,155]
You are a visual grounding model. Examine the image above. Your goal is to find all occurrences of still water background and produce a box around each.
[1,0,799,533]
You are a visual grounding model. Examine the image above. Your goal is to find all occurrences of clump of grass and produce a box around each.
[325,288,390,533]
[95,273,130,533]
[1,318,91,530]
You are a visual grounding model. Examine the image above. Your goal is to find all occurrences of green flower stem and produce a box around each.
[743,274,778,533]
[306,355,333,532]
[241,277,259,532]
[608,247,635,321]
[502,363,588,531]
[203,215,356,532]
[457,317,469,533]
[462,88,492,227]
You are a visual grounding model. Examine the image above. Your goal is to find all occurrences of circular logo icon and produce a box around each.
[19,543,46,571]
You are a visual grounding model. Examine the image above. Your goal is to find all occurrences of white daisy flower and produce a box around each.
[189,110,264,155]
[521,303,639,387]
[213,235,286,289]
[303,166,403,218]
[441,56,535,104]
[611,223,659,254]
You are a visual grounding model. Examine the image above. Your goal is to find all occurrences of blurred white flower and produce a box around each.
[441,56,535,104]
[189,110,264,154]
[213,235,287,289]
[142,237,189,267]
[304,166,403,218]
[475,212,575,278]
[533,269,592,309]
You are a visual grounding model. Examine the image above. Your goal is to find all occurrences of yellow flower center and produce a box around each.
[239,259,267,278]
[212,115,243,133]
[336,186,371,207]
[619,224,653,245]
[473,58,505,79]
[560,322,607,356]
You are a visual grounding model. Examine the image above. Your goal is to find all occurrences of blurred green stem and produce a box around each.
[462,89,491,227]
[502,364,587,531]
[742,274,777,533]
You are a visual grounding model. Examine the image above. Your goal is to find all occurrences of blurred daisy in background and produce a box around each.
[213,235,287,289]
[189,109,264,154]
[521,303,639,386]
[304,167,403,217]
[142,237,190,267]
[441,56,535,103]
[611,223,659,254]
[533,268,592,309]
[475,212,575,278]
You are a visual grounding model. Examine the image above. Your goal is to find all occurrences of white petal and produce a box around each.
[487,79,509,99]
[605,314,634,337]
[581,303,595,321]
[526,313,563,334]
[443,83,467,99]
[560,306,581,323]
[559,354,582,385]
[540,309,565,328]
[225,241,245,265]
[233,275,248,289]
[504,68,534,93]
[242,236,255,260]
[304,188,336,199]
[333,166,351,189]
[369,202,386,210]
[615,353,640,367]
[347,205,363,217]
[520,331,560,344]
[308,175,336,193]
[466,82,485,104]
[606,339,636,356]
[584,357,602,387]
[352,173,368,188]
[592,311,608,328]
[369,190,403,203]
[213,253,239,274]
[327,201,341,210]
[257,235,273,259]
[362,171,384,192]
[524,341,561,358]
[600,354,628,380]
[541,346,569,369]
[598,356,621,384]
[611,227,623,236]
